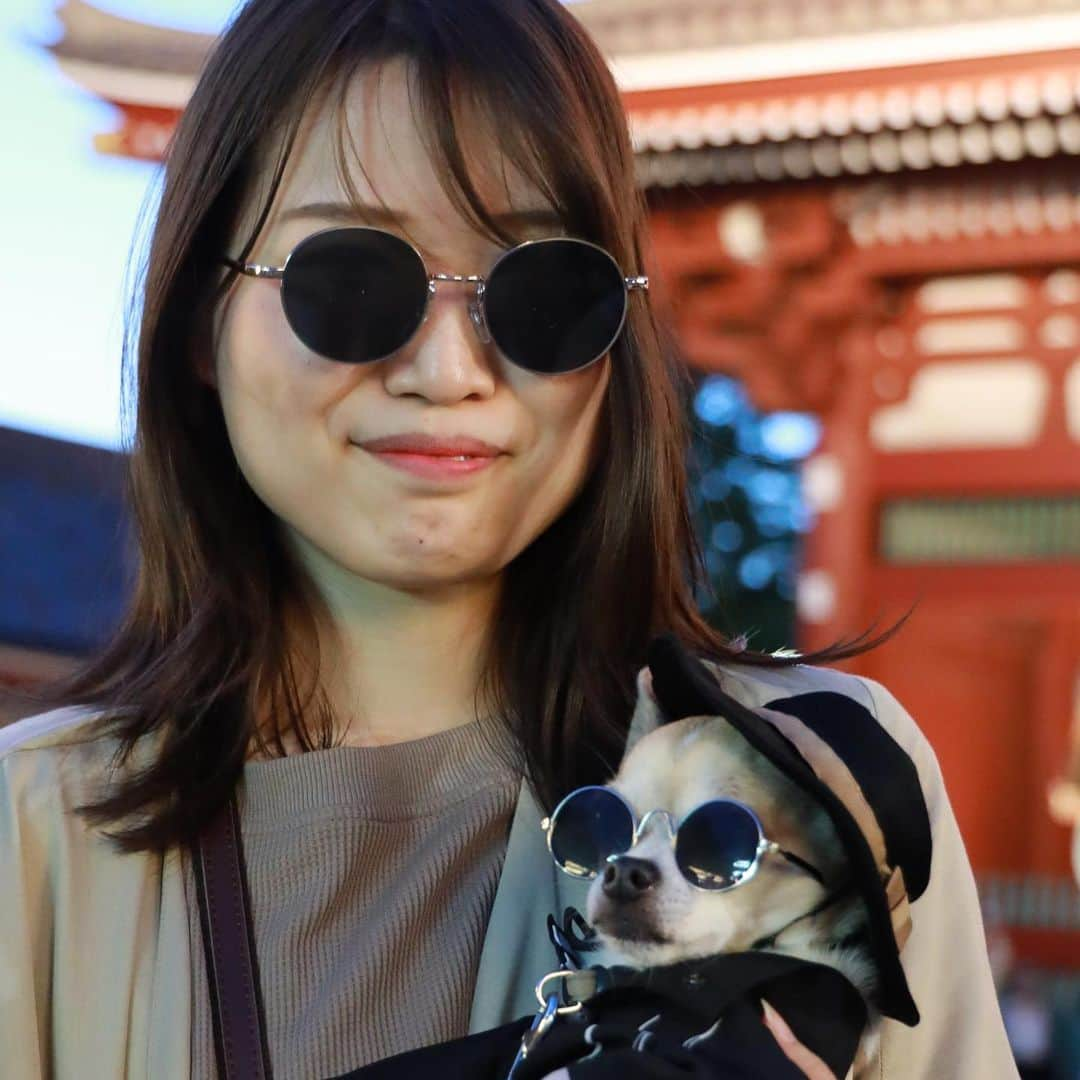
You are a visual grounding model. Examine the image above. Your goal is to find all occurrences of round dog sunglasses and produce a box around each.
[541,785,826,892]
[222,225,649,374]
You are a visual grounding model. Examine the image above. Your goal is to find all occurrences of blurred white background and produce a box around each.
[0,1,237,450]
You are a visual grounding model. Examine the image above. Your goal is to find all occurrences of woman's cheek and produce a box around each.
[214,290,333,514]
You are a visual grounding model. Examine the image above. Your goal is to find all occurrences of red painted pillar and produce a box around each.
[796,324,878,657]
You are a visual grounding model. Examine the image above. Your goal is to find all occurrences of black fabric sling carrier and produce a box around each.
[192,791,274,1080]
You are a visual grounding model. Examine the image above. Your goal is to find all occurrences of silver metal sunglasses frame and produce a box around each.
[540,784,824,893]
[222,225,649,374]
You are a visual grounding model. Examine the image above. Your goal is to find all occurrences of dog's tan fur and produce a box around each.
[583,666,881,1068]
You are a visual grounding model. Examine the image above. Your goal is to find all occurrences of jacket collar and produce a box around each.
[468,775,591,1032]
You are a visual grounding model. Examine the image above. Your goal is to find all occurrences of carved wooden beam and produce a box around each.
[650,188,883,413]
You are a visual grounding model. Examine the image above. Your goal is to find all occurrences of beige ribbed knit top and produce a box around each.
[184,713,525,1080]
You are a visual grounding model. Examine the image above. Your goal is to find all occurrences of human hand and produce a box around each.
[1047,777,1080,826]
[761,999,837,1079]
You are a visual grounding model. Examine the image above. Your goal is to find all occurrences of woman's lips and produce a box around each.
[363,448,501,480]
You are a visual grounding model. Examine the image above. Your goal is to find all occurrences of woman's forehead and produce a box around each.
[261,59,558,242]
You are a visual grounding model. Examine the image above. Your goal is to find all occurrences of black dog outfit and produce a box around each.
[336,948,867,1079]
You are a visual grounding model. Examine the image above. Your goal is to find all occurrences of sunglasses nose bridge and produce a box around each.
[634,808,676,845]
[469,279,492,345]
[428,273,492,346]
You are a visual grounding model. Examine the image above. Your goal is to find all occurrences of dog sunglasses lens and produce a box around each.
[675,801,762,890]
[549,787,634,878]
[484,239,629,374]
[281,227,429,364]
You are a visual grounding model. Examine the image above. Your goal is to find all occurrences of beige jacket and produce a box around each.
[1,660,1019,1079]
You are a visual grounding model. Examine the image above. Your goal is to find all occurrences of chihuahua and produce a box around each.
[578,667,881,1068]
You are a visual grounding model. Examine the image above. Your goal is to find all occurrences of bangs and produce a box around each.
[298,2,633,259]
[327,62,574,251]
[220,0,643,284]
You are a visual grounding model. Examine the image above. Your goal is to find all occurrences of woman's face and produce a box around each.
[210,60,611,598]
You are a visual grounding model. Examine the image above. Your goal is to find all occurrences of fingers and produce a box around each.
[761,999,837,1080]
[1047,778,1080,825]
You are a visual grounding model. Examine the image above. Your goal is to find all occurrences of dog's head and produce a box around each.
[585,669,850,967]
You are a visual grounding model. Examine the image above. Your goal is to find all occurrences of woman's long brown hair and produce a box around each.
[30,0,909,853]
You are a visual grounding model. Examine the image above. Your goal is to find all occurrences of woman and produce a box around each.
[1,1,1016,1077]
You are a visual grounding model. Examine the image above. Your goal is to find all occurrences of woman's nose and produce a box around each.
[383,279,497,399]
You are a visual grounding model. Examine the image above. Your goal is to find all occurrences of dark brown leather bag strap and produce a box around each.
[192,791,273,1079]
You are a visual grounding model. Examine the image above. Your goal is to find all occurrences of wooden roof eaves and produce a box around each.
[48,0,214,74]
[621,46,1080,113]
[52,56,195,112]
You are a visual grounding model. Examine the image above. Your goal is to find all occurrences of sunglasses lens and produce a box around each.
[282,228,428,363]
[676,801,761,890]
[484,239,628,374]
[549,787,634,878]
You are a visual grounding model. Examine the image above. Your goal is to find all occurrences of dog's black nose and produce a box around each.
[602,855,660,901]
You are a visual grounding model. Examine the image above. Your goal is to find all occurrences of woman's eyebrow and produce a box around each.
[277,200,562,230]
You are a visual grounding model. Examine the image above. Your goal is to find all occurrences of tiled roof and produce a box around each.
[571,0,1080,56]
[0,427,132,655]
[630,54,1080,184]
[44,0,1080,185]
[631,67,1080,152]
[837,175,1080,247]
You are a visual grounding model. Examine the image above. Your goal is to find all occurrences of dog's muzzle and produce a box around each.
[602,855,660,902]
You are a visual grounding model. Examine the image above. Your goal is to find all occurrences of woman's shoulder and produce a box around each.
[704,655,935,776]
[0,704,171,908]
[0,702,104,754]
[704,654,876,706]
[0,706,192,1077]
[0,704,122,813]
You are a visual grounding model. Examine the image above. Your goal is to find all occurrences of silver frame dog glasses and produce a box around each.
[222,225,649,374]
[541,784,825,893]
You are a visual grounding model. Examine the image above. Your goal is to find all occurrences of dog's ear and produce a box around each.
[621,664,669,762]
[646,632,729,721]
[620,634,739,766]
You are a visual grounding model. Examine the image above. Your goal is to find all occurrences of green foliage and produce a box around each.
[687,373,821,654]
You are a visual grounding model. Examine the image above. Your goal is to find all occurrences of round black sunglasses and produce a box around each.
[222,226,649,375]
[541,784,825,893]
